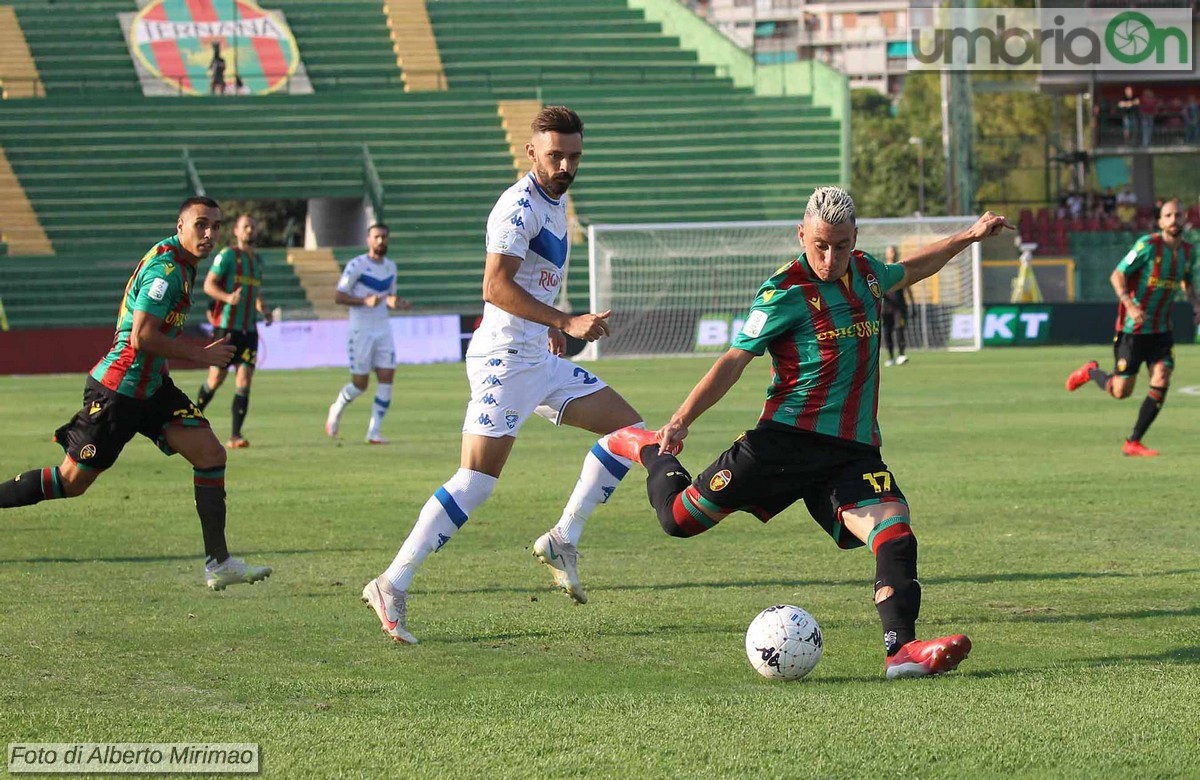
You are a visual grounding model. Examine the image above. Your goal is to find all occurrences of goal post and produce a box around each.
[583,217,983,359]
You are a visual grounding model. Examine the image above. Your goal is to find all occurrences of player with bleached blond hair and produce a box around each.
[607,187,1012,679]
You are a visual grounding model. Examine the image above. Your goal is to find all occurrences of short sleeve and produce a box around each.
[337,258,360,294]
[486,193,537,259]
[862,252,905,292]
[132,262,181,319]
[209,249,232,286]
[730,284,803,356]
[1115,238,1152,276]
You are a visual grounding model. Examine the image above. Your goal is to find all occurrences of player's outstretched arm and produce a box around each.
[130,311,236,367]
[658,348,756,452]
[894,212,1013,291]
[483,252,610,341]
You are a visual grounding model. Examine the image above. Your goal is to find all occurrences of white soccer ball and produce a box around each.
[745,604,823,680]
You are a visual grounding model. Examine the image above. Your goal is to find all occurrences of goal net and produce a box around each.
[583,217,982,359]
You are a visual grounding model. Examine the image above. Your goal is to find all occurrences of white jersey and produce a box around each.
[467,172,570,362]
[337,253,397,332]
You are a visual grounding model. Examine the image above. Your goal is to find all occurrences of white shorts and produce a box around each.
[462,354,608,438]
[348,328,395,375]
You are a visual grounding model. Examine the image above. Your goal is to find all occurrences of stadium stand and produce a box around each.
[0,0,845,329]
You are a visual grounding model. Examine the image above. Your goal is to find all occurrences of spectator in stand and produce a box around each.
[1066,191,1084,220]
[1116,187,1138,231]
[1102,188,1117,218]
[1117,86,1139,145]
[209,43,226,95]
[1184,95,1200,145]
[1139,89,1158,147]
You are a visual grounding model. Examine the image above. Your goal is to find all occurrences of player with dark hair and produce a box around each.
[0,197,272,591]
[362,106,650,643]
[196,213,272,448]
[325,222,412,445]
[607,187,1012,679]
[1066,198,1199,456]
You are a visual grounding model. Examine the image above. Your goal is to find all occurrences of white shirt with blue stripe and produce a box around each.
[468,172,570,362]
[337,253,397,332]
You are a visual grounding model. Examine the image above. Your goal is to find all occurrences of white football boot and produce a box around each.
[362,575,418,644]
[533,529,587,604]
[206,557,272,591]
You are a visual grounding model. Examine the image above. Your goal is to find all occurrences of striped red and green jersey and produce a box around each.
[730,251,906,447]
[90,236,196,399]
[208,246,264,332]
[1114,233,1195,334]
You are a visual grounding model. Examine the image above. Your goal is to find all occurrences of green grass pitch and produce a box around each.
[2,346,1198,778]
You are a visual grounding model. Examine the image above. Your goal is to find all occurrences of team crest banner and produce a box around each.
[120,0,312,96]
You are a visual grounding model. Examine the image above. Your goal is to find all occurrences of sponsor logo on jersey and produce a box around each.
[538,269,561,291]
[504,409,519,430]
[165,310,187,327]
[516,197,532,209]
[807,296,823,311]
[866,273,882,299]
[761,290,775,304]
[1146,277,1181,290]
[80,444,97,461]
[163,263,175,276]
[742,310,768,338]
[816,320,881,341]
[148,277,170,301]
[709,469,733,492]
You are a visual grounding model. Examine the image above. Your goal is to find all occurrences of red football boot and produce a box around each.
[885,634,972,679]
[606,426,662,465]
[1122,439,1158,457]
[1065,360,1099,392]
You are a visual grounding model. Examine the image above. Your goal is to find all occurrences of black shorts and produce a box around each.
[692,424,907,550]
[53,376,211,471]
[212,327,258,368]
[1112,332,1174,377]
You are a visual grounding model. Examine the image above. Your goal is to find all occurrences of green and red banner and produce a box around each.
[122,0,309,96]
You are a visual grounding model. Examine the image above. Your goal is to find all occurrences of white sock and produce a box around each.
[330,383,363,417]
[384,468,497,590]
[367,383,393,438]
[553,423,640,546]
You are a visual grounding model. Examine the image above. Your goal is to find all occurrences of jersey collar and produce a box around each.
[526,172,561,206]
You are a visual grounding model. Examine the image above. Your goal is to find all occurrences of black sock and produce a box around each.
[874,534,921,656]
[230,390,250,438]
[196,382,215,411]
[0,468,65,508]
[643,449,699,537]
[1130,385,1168,441]
[194,467,230,565]
[1088,367,1111,391]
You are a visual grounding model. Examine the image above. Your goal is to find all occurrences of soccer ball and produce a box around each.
[745,605,823,680]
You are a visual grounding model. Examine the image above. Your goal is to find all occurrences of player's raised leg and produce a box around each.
[535,385,644,604]
[0,455,99,508]
[327,374,367,437]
